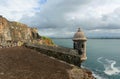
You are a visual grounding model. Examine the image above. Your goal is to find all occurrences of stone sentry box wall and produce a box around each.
[25,28,87,67]
[25,44,82,67]
[73,28,87,62]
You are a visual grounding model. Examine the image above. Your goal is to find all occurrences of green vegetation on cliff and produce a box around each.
[41,36,55,46]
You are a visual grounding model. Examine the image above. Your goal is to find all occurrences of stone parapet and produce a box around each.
[25,43,82,67]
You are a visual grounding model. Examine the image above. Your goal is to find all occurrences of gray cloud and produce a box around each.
[20,0,120,38]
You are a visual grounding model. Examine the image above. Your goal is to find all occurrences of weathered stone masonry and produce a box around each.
[25,28,87,67]
[25,44,82,67]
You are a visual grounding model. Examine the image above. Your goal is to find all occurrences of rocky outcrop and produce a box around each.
[0,16,54,47]
[68,67,95,79]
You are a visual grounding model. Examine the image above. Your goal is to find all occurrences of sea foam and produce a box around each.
[82,65,106,79]
[97,57,120,76]
[92,72,106,79]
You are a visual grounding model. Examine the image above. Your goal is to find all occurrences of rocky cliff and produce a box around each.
[0,16,54,46]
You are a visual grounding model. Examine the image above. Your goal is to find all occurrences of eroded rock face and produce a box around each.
[0,16,41,46]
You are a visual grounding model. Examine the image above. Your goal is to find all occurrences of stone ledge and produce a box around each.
[25,44,82,67]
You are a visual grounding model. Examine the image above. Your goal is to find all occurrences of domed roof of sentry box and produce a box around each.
[73,28,87,41]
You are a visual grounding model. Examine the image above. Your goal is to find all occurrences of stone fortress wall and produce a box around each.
[24,28,87,67]
[25,43,82,67]
[0,16,87,68]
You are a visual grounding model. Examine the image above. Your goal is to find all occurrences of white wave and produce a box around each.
[81,65,85,68]
[93,72,106,79]
[104,59,120,75]
[97,57,120,76]
[82,65,106,79]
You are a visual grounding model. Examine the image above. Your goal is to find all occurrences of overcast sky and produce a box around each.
[0,0,120,38]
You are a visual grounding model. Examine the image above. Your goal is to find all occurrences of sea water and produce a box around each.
[52,38,120,79]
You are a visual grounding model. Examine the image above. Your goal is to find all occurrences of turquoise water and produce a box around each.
[52,38,120,79]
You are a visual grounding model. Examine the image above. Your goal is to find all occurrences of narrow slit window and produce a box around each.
[82,44,84,48]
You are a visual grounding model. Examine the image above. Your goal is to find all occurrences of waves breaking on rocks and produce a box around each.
[97,57,120,76]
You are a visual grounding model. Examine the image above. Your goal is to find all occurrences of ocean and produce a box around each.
[52,38,120,79]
